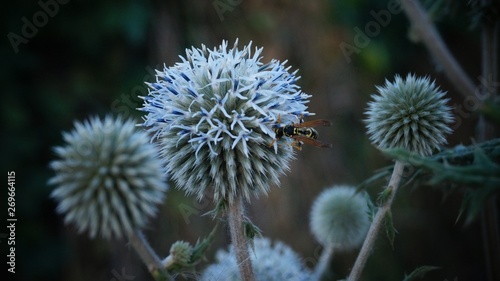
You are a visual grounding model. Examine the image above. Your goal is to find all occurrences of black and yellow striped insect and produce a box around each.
[270,115,332,150]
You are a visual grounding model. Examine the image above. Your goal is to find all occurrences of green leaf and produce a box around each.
[243,217,262,254]
[382,139,500,223]
[378,187,393,205]
[356,165,393,193]
[385,211,397,248]
[204,198,228,218]
[190,223,219,265]
[402,265,440,281]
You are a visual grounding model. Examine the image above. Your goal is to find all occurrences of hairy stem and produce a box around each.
[401,0,476,99]
[348,161,405,281]
[128,230,174,281]
[228,195,255,281]
[313,245,334,280]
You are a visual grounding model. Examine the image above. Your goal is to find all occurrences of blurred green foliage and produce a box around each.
[384,139,500,224]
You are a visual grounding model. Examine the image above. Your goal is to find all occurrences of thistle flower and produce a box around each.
[310,185,370,251]
[365,74,453,156]
[200,237,312,281]
[49,116,168,239]
[139,40,312,202]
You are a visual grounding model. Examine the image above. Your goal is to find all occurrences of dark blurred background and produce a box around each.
[1,0,493,280]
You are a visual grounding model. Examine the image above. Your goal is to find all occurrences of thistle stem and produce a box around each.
[128,230,174,281]
[227,195,255,281]
[401,0,476,99]
[313,245,334,280]
[348,160,405,281]
[479,2,499,280]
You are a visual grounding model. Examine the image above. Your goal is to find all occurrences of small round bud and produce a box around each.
[310,185,370,251]
[169,241,193,266]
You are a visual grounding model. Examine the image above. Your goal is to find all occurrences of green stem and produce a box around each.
[128,230,174,281]
[348,161,405,281]
[313,245,334,280]
[227,195,255,281]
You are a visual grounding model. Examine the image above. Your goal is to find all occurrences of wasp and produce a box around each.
[270,115,332,150]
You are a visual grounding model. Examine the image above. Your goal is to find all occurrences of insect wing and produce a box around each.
[295,119,332,128]
[292,135,332,148]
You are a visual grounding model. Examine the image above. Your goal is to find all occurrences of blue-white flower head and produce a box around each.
[139,40,312,202]
[200,237,312,281]
[49,116,168,240]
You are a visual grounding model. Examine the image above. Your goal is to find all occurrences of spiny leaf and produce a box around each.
[203,198,228,218]
[356,165,392,192]
[152,268,175,281]
[191,223,218,265]
[365,192,377,221]
[244,218,262,253]
[383,140,500,224]
[383,146,500,187]
[402,265,440,281]
[458,183,499,225]
[378,187,393,205]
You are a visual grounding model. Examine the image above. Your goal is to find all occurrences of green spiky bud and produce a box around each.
[365,74,454,156]
[170,241,193,267]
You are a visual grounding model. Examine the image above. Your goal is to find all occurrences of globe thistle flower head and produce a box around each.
[49,116,168,240]
[365,74,454,156]
[310,185,370,251]
[139,40,312,202]
[200,237,312,281]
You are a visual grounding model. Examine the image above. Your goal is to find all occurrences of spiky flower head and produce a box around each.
[200,237,312,281]
[49,116,168,239]
[139,40,312,202]
[365,74,453,156]
[310,185,370,251]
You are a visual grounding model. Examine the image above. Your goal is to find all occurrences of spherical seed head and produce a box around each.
[365,74,454,156]
[200,237,312,281]
[310,185,370,251]
[139,40,312,202]
[48,116,168,240]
